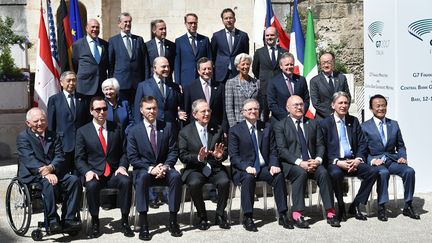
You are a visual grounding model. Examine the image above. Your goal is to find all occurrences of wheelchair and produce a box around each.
[5,177,80,241]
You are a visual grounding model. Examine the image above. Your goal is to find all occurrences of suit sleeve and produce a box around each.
[118,127,129,170]
[268,127,280,167]
[164,124,179,168]
[74,128,91,175]
[72,42,79,73]
[47,96,56,132]
[108,40,115,78]
[133,84,143,124]
[206,37,213,61]
[210,34,218,64]
[267,79,286,120]
[301,77,311,112]
[178,129,205,169]
[395,122,407,159]
[354,119,367,161]
[314,122,326,159]
[252,50,260,78]
[309,77,326,117]
[273,120,299,164]
[227,128,250,171]
[225,80,236,127]
[340,74,351,99]
[126,129,150,170]
[16,133,45,176]
[174,39,181,85]
[243,33,250,54]
[140,37,151,79]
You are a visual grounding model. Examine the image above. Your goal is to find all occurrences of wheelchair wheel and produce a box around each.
[5,178,32,236]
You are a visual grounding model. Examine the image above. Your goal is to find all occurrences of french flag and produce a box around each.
[289,0,305,75]
[253,0,290,50]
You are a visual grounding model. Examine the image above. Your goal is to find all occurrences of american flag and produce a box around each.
[46,0,59,66]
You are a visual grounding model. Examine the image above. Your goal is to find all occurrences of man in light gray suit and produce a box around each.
[309,52,350,120]
[72,19,109,97]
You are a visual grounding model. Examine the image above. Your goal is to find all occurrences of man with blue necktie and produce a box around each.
[362,94,419,221]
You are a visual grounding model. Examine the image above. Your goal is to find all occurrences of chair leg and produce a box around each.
[239,185,243,224]
[227,182,235,224]
[189,194,194,226]
[263,183,267,211]
[180,185,187,214]
[308,180,313,207]
[81,187,88,234]
[392,175,398,208]
[272,186,279,219]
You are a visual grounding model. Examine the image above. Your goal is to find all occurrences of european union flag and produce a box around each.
[69,0,84,42]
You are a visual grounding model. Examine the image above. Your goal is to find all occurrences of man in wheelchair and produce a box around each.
[16,108,82,233]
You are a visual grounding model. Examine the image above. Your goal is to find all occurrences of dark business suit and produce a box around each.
[320,114,378,206]
[228,120,288,215]
[273,117,334,211]
[310,72,351,120]
[133,77,182,125]
[146,38,176,78]
[127,120,182,213]
[183,78,227,130]
[17,129,81,224]
[174,33,212,87]
[106,97,133,135]
[252,45,287,121]
[108,33,150,101]
[362,118,415,206]
[267,73,310,122]
[75,121,132,216]
[211,28,249,82]
[178,122,230,217]
[47,91,91,172]
[72,36,109,96]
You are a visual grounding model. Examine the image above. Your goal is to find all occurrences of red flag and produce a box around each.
[34,6,60,110]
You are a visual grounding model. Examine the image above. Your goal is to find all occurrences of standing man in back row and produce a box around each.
[211,8,249,83]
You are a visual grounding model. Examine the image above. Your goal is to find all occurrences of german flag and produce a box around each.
[57,0,74,72]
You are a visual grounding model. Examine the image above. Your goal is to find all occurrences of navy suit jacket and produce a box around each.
[72,36,109,95]
[320,114,367,166]
[211,28,249,81]
[47,92,91,153]
[127,120,178,171]
[108,33,150,90]
[105,97,133,135]
[183,78,226,130]
[146,38,176,77]
[17,129,65,184]
[267,73,310,121]
[133,77,182,124]
[178,122,228,181]
[361,117,407,164]
[252,45,287,93]
[228,120,279,174]
[75,121,128,176]
[174,33,212,87]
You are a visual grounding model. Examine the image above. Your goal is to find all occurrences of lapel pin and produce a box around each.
[210,127,214,131]
[260,128,264,131]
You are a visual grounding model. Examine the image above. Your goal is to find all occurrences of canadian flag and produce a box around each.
[34,7,60,111]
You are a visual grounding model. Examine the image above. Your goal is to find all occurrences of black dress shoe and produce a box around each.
[121,221,135,237]
[49,221,62,233]
[278,214,294,229]
[215,214,230,229]
[293,216,309,228]
[403,205,420,219]
[149,200,159,209]
[139,225,151,241]
[337,203,347,222]
[242,217,258,232]
[197,217,210,230]
[327,217,341,227]
[348,204,367,220]
[168,221,182,237]
[378,204,388,222]
[89,222,100,238]
[63,219,81,231]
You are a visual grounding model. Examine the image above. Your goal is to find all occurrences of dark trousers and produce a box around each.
[39,174,82,224]
[85,173,132,216]
[375,161,415,206]
[327,163,378,206]
[307,165,335,210]
[281,163,308,212]
[185,170,230,217]
[233,166,288,216]
[134,169,182,213]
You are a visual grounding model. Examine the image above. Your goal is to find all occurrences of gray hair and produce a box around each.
[191,99,208,113]
[242,98,260,110]
[234,53,252,67]
[150,19,165,30]
[118,12,132,23]
[331,91,351,104]
[279,52,295,65]
[60,71,76,81]
[26,107,46,121]
[101,78,120,95]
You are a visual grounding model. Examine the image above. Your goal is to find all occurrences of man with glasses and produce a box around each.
[178,99,230,230]
[75,97,133,238]
[175,13,212,87]
[310,52,351,120]
[228,99,293,232]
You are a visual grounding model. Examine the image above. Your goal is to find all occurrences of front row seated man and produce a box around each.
[274,95,341,228]
[362,94,419,221]
[178,99,231,230]
[127,96,183,241]
[228,98,293,232]
[320,91,378,221]
[17,108,82,233]
[75,97,133,238]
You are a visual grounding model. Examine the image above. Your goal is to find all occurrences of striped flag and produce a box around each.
[289,0,305,75]
[46,0,60,73]
[57,0,73,72]
[303,8,318,119]
[69,0,84,42]
[34,5,60,110]
[253,0,290,49]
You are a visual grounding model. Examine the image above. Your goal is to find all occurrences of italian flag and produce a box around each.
[303,8,318,119]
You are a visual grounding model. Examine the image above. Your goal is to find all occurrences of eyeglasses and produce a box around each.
[92,107,108,113]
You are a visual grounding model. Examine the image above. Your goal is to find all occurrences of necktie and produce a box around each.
[159,40,165,57]
[93,40,101,64]
[286,78,294,95]
[327,75,335,95]
[338,120,352,158]
[190,35,197,55]
[38,135,45,147]
[199,128,207,148]
[379,121,386,145]
[250,125,261,174]
[228,31,234,53]
[98,126,111,177]
[125,35,132,58]
[271,46,277,67]
[149,124,157,155]
[204,81,210,103]
[68,94,76,119]
[296,120,310,161]
[159,80,165,98]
